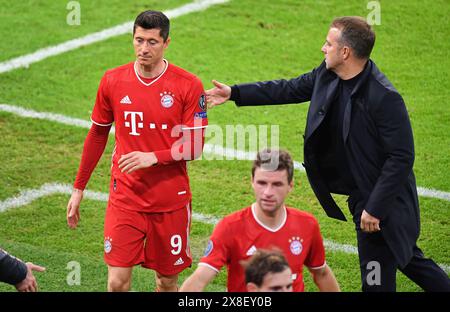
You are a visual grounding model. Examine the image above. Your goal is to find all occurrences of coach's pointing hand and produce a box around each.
[67,189,83,229]
[206,80,231,108]
[118,151,158,174]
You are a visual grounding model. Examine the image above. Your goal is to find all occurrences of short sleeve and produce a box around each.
[181,77,208,130]
[91,73,114,126]
[199,218,231,272]
[304,219,326,269]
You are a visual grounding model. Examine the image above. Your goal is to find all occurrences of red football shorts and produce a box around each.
[103,202,192,275]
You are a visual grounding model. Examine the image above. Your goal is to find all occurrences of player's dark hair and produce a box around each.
[133,10,170,41]
[252,149,294,184]
[242,249,290,287]
[331,16,375,59]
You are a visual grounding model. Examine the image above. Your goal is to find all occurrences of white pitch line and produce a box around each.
[0,104,93,129]
[0,0,229,74]
[0,182,448,273]
[416,187,450,202]
[1,103,449,203]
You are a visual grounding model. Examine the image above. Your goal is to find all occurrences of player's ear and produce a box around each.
[164,36,171,48]
[246,282,258,292]
[288,178,294,191]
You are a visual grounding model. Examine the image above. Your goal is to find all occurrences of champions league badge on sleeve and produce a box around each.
[289,237,303,255]
[160,91,175,108]
[204,240,214,257]
[198,94,206,111]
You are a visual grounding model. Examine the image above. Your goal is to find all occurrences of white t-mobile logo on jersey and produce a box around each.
[124,111,143,136]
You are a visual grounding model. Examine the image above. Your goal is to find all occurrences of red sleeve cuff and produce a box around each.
[153,149,175,166]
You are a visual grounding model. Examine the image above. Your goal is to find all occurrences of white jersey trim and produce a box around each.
[91,118,113,127]
[251,203,287,233]
[134,59,168,87]
[306,261,327,270]
[198,262,220,273]
[182,125,208,130]
[185,202,192,260]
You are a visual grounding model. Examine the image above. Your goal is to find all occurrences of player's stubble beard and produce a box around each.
[257,199,285,218]
[137,57,166,78]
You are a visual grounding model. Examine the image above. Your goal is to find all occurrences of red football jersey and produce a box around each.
[199,204,326,292]
[91,60,207,213]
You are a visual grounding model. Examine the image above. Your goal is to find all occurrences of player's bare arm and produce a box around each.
[308,264,340,292]
[67,188,83,229]
[118,151,158,174]
[179,265,218,292]
[205,80,231,108]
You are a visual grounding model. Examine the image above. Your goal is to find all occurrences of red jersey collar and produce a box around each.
[251,203,287,233]
[133,59,169,87]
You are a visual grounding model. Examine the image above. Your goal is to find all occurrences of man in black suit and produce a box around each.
[205,16,450,291]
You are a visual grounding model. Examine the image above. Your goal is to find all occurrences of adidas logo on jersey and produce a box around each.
[174,257,184,266]
[246,245,257,256]
[120,95,132,104]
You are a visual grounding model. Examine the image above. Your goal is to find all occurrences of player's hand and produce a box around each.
[67,189,83,229]
[205,80,231,109]
[360,210,381,233]
[118,151,158,174]
[15,262,46,292]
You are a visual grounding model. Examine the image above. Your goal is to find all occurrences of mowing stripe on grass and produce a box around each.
[1,103,450,203]
[0,0,229,74]
[0,182,449,274]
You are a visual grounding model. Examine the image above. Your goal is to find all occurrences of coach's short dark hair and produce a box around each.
[252,149,294,184]
[331,16,375,59]
[133,10,170,41]
[243,249,290,287]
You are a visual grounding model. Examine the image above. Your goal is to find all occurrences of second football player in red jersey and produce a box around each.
[180,149,340,292]
[66,10,208,291]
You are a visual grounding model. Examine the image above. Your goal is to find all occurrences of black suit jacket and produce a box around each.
[233,60,419,267]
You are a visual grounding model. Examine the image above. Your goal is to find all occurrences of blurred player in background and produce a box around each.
[66,10,207,292]
[180,149,340,292]
[243,249,293,292]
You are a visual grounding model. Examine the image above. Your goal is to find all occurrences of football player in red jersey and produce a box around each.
[180,149,340,292]
[66,10,208,292]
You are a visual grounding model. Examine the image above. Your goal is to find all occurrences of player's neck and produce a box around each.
[137,59,167,78]
[253,203,286,230]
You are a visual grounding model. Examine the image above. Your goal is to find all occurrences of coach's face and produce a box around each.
[252,168,293,215]
[321,27,344,71]
[133,26,170,67]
